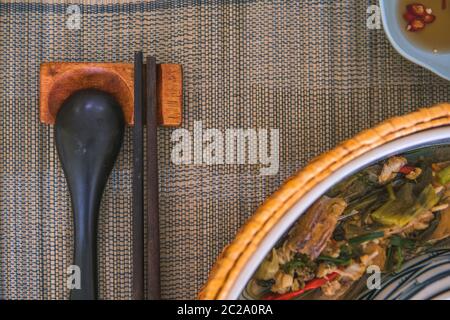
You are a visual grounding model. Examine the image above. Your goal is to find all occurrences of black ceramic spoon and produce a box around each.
[55,89,125,300]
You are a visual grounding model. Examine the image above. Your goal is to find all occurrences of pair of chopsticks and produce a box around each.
[133,52,160,300]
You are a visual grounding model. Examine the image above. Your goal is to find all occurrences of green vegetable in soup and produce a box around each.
[348,231,385,245]
[254,249,280,281]
[437,165,450,185]
[316,255,351,266]
[385,235,415,272]
[371,184,440,227]
[281,253,316,274]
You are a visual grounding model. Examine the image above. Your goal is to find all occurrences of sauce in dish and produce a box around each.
[398,0,450,53]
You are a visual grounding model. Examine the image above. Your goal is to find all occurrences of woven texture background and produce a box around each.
[1,0,450,299]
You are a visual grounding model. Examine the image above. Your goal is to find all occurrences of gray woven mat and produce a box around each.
[1,0,450,299]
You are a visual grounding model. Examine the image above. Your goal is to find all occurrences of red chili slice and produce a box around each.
[404,12,417,22]
[407,4,427,17]
[263,272,339,300]
[399,165,415,174]
[423,14,436,23]
[407,18,426,32]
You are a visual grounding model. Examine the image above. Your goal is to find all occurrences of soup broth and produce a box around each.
[398,0,450,53]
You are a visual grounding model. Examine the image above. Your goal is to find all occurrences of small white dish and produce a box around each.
[380,0,450,81]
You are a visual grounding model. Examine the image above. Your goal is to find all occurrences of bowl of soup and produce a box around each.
[199,104,450,300]
[380,0,450,80]
[241,144,450,300]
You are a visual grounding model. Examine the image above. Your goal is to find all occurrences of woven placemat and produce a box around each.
[1,0,450,300]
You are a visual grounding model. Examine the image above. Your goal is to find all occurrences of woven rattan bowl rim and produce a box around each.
[198,103,450,300]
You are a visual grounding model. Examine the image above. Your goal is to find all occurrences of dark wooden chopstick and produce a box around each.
[132,51,144,300]
[146,56,161,299]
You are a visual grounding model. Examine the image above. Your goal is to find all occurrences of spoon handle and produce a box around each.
[71,193,98,300]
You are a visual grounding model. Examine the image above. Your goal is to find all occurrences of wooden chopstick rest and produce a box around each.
[40,62,182,127]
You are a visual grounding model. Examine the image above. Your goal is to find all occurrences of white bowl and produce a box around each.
[380,0,450,81]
